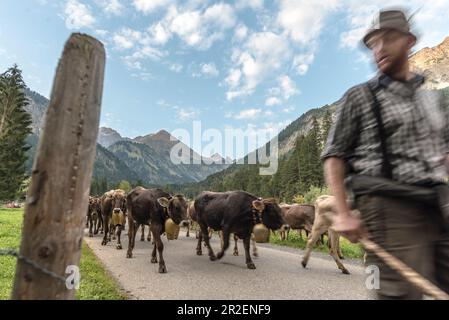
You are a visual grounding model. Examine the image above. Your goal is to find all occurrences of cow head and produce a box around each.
[111,190,126,215]
[157,194,188,225]
[89,197,101,218]
[252,198,287,231]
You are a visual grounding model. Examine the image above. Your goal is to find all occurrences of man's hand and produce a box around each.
[331,212,366,243]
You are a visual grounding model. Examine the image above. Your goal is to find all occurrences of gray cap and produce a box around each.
[363,9,417,48]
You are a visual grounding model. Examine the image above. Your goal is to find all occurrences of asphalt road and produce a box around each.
[84,228,372,300]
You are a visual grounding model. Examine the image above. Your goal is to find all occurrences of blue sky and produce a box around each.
[1,0,448,159]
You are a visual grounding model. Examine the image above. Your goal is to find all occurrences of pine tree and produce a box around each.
[322,109,333,146]
[0,65,32,202]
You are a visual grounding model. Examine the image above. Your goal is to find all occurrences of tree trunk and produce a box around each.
[12,33,105,300]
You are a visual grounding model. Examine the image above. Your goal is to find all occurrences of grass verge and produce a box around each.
[0,208,126,300]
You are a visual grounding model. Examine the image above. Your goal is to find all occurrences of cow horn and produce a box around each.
[252,200,265,212]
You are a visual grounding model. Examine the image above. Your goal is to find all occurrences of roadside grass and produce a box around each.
[269,230,365,260]
[0,208,126,300]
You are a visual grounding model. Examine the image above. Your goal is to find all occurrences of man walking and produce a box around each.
[322,9,449,299]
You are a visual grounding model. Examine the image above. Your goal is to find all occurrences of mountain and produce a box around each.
[92,143,139,183]
[410,36,449,89]
[98,127,126,147]
[23,91,229,185]
[23,88,48,135]
[108,140,230,185]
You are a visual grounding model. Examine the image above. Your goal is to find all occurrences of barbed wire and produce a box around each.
[0,248,68,284]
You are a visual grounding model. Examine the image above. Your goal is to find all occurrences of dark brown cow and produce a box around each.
[101,189,127,249]
[87,196,102,237]
[126,187,188,273]
[194,191,286,269]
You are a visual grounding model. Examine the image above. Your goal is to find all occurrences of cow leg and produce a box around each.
[243,236,256,269]
[126,218,136,258]
[151,225,167,273]
[151,242,157,263]
[233,234,239,256]
[201,224,216,261]
[99,214,103,234]
[328,230,349,274]
[147,225,151,242]
[287,228,290,241]
[111,223,116,240]
[140,224,145,241]
[279,230,285,241]
[251,233,258,257]
[301,216,328,268]
[216,228,230,260]
[101,214,110,245]
[186,220,190,237]
[116,225,123,250]
[88,215,94,237]
[196,228,203,256]
[337,235,344,260]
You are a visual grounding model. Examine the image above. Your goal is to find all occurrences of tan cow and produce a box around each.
[301,195,350,274]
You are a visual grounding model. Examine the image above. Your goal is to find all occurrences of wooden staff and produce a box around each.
[360,238,449,300]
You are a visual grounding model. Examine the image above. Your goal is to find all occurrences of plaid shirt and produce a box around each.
[322,73,449,185]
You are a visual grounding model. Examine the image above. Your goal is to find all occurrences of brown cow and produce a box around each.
[279,204,314,241]
[126,187,188,273]
[101,189,127,249]
[194,191,286,269]
[301,195,350,274]
[87,196,102,237]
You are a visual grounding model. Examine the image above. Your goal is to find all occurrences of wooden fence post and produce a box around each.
[11,33,105,300]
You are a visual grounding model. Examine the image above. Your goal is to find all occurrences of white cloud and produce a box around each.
[226,32,291,100]
[64,0,95,29]
[170,63,183,72]
[265,97,282,107]
[234,24,248,41]
[201,63,219,77]
[277,0,339,46]
[112,28,143,50]
[151,3,236,50]
[133,0,172,14]
[96,0,123,16]
[176,108,199,121]
[122,45,167,70]
[282,106,295,113]
[279,75,299,99]
[292,53,314,76]
[234,108,262,120]
[148,22,172,45]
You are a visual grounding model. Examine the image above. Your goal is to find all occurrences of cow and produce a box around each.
[187,200,213,241]
[126,187,188,273]
[101,189,127,249]
[194,190,286,269]
[87,197,102,237]
[279,204,314,241]
[301,195,350,274]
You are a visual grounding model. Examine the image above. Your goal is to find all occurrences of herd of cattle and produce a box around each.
[86,187,354,275]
